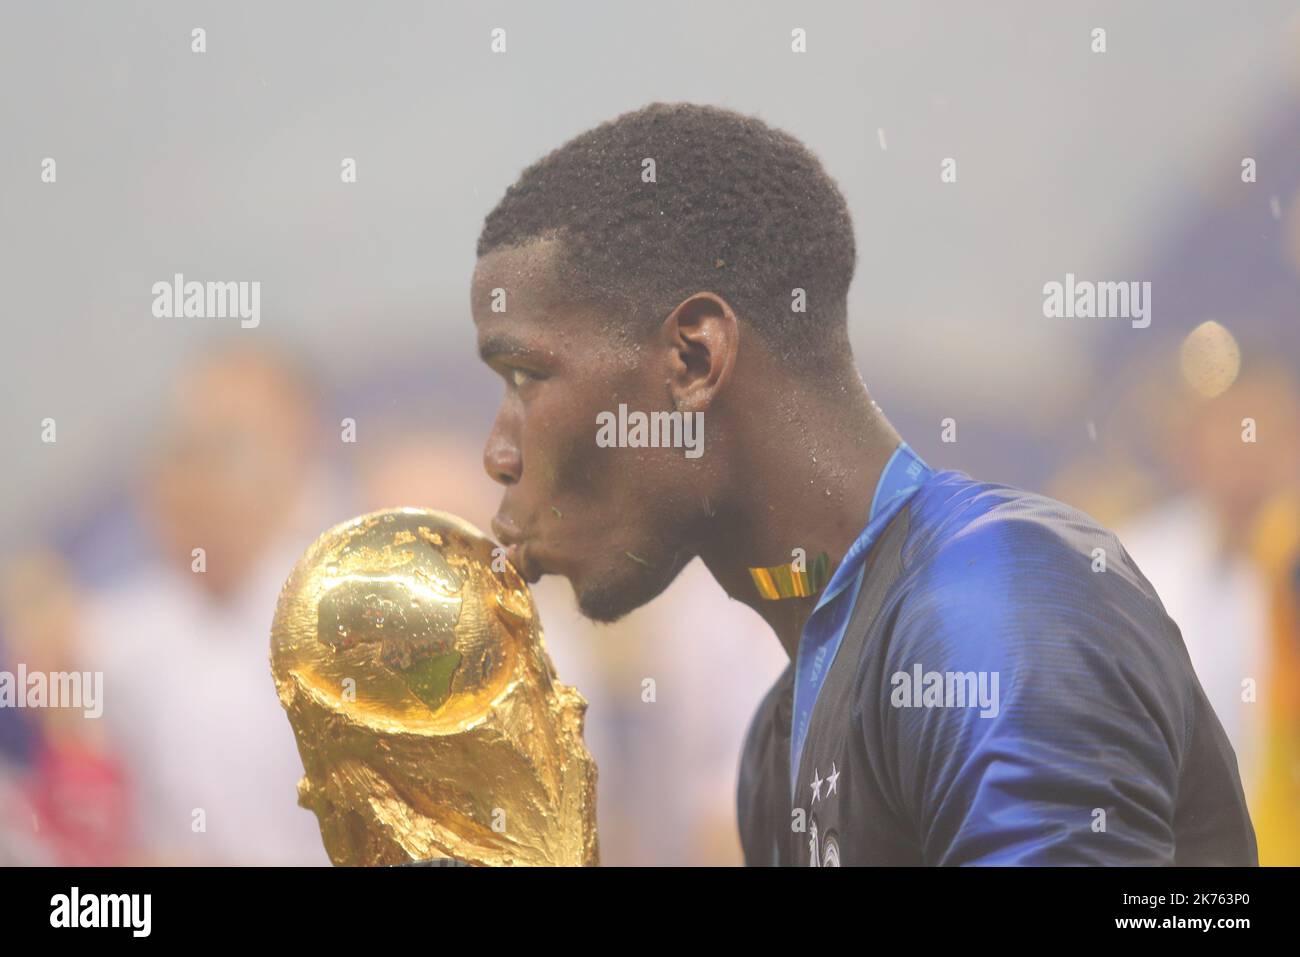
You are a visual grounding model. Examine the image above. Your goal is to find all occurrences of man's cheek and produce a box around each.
[540,410,607,503]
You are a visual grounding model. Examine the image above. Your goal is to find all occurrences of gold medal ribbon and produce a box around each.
[748,551,831,600]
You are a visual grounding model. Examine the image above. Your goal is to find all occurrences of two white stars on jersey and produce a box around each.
[806,763,842,866]
[809,762,840,802]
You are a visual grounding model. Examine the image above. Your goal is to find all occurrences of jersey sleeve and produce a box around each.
[875,507,1195,865]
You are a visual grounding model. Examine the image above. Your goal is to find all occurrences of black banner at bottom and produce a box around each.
[0,864,1287,942]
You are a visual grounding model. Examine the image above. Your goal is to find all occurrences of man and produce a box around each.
[469,102,1257,865]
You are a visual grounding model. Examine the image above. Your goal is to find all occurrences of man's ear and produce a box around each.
[661,292,739,413]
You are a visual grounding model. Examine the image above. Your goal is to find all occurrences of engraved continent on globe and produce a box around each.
[310,516,508,712]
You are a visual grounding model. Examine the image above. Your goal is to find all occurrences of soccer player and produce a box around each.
[469,102,1258,865]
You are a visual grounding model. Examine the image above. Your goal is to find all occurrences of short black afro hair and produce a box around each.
[476,102,857,368]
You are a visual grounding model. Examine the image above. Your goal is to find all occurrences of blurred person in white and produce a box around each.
[1115,358,1300,864]
[355,422,786,864]
[82,347,333,864]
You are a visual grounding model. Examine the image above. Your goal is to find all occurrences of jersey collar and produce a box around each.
[789,442,932,800]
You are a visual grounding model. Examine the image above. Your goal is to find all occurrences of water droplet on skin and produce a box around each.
[326,564,339,576]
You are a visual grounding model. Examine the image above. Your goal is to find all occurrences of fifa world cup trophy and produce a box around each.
[269,508,599,866]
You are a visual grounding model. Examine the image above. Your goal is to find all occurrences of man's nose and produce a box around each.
[483,417,521,487]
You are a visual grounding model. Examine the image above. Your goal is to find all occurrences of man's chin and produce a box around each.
[568,556,689,624]
[575,597,634,625]
[573,579,640,624]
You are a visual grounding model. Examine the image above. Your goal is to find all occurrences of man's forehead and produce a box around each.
[470,235,631,364]
[471,236,564,308]
[472,243,560,357]
[470,236,603,354]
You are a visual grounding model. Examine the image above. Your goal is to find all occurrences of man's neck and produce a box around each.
[698,383,901,660]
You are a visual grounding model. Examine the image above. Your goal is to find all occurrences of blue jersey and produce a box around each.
[737,468,1258,865]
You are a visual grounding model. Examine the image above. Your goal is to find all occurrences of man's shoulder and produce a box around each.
[907,471,1122,563]
[887,470,1183,672]
[903,471,1156,603]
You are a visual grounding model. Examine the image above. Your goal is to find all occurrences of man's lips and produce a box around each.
[504,542,540,584]
[491,517,542,584]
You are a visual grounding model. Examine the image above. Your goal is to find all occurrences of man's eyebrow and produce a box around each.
[477,336,533,363]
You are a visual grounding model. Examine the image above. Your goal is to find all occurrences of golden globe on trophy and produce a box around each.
[268,507,599,866]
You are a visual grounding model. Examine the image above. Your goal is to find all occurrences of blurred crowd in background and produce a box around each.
[0,345,793,865]
[2,3,1298,866]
